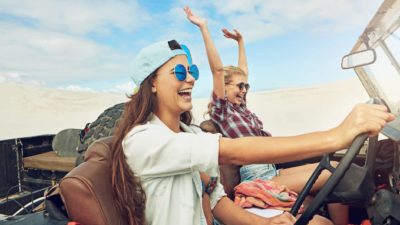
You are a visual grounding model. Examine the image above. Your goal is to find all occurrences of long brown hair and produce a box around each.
[204,65,246,118]
[111,70,193,225]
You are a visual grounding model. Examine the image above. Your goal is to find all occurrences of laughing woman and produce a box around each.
[184,6,353,225]
[110,40,393,225]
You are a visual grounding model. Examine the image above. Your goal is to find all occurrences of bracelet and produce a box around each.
[201,180,206,196]
[205,177,218,195]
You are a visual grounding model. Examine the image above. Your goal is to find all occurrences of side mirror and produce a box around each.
[341,49,376,69]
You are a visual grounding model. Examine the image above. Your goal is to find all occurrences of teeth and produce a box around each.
[178,89,192,94]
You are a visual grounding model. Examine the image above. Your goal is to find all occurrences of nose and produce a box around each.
[185,72,196,83]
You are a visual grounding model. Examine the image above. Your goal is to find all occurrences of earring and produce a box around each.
[152,87,156,93]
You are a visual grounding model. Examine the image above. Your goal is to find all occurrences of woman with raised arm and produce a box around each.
[184,6,376,225]
[109,11,394,225]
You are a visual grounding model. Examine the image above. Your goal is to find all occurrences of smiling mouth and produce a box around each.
[178,88,192,100]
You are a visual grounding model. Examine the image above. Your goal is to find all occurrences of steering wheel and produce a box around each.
[290,133,370,224]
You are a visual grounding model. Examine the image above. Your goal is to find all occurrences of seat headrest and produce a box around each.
[200,120,220,134]
[84,136,114,163]
[60,136,127,225]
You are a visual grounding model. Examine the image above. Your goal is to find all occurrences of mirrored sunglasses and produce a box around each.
[172,64,199,81]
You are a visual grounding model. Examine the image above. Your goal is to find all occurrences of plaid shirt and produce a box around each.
[210,93,271,138]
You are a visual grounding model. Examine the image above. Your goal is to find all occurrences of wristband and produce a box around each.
[201,180,206,196]
[205,177,218,195]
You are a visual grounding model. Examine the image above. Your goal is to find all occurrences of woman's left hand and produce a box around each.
[222,28,242,42]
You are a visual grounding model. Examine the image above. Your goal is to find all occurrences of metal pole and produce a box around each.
[13,139,23,193]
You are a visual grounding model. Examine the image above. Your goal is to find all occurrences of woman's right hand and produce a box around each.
[334,103,395,149]
[263,212,296,225]
[184,6,207,28]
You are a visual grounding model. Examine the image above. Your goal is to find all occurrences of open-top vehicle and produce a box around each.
[1,0,400,224]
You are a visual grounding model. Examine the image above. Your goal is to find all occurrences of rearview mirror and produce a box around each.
[341,49,376,69]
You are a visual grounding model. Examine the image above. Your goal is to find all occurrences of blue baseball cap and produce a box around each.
[131,40,191,86]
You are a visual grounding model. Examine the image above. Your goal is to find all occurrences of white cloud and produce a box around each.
[105,82,135,95]
[0,0,152,90]
[0,21,133,84]
[57,85,95,92]
[0,72,23,83]
[0,0,385,94]
[0,71,45,85]
[209,0,383,42]
[0,0,150,34]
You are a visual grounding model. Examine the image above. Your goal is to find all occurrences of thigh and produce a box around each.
[273,164,333,193]
[278,163,319,176]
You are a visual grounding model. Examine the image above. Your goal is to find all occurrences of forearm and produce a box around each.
[237,38,248,76]
[219,129,341,165]
[213,197,265,225]
[199,25,224,75]
[199,25,225,97]
[202,194,213,225]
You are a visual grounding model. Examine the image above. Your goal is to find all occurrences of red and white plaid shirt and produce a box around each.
[210,93,271,138]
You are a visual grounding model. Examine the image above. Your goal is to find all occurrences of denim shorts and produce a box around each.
[240,164,277,182]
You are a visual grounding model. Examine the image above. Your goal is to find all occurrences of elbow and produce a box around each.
[221,155,243,166]
[211,67,224,77]
[219,154,233,165]
[218,138,243,165]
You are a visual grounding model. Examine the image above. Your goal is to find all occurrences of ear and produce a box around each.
[151,78,157,93]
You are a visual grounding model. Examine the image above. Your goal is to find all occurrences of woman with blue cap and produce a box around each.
[110,37,393,225]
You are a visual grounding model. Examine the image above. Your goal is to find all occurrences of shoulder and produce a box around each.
[212,92,232,107]
[124,122,167,143]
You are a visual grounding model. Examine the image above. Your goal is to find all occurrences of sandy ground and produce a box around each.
[192,77,369,136]
[0,83,128,140]
[0,77,369,140]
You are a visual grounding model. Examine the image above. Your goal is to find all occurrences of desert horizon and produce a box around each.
[0,77,369,140]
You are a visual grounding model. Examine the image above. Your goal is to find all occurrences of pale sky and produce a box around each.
[0,0,383,97]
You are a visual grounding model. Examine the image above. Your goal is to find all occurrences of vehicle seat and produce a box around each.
[58,136,127,225]
[200,120,241,200]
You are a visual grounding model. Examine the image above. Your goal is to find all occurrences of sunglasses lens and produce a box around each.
[189,64,199,80]
[174,64,186,81]
[237,82,250,91]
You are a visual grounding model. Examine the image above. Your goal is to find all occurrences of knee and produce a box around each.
[330,161,339,168]
[308,215,334,225]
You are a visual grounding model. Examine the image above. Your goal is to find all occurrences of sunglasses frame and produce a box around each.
[172,64,199,81]
[236,82,250,91]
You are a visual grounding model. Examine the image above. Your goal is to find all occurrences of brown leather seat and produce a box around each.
[59,136,127,225]
[200,120,241,200]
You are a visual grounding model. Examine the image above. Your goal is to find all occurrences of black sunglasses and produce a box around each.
[235,82,250,91]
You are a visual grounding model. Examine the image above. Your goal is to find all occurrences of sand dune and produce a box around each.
[0,77,369,140]
[191,77,369,136]
[0,83,128,140]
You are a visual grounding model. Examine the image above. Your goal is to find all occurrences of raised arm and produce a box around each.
[222,28,249,77]
[184,6,225,99]
[218,103,395,165]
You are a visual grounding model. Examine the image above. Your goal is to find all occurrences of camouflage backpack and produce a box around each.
[75,103,125,165]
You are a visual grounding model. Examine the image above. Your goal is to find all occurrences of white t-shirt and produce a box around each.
[123,114,226,225]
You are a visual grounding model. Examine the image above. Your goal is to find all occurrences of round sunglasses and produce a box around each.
[228,82,250,91]
[172,64,199,81]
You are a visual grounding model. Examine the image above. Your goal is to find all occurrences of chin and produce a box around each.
[179,103,193,112]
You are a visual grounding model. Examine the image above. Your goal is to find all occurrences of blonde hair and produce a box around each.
[223,65,246,84]
[204,65,247,119]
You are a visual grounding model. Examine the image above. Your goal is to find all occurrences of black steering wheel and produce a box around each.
[290,133,370,224]
[290,98,389,224]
